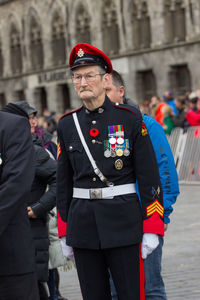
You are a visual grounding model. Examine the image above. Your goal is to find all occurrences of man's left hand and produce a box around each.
[27,206,37,218]
[141,233,159,259]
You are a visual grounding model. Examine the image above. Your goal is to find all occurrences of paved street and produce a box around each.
[59,184,200,300]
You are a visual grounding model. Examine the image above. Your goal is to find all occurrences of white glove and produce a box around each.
[141,233,159,259]
[60,236,75,262]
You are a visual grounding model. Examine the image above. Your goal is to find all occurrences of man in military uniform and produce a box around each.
[0,106,39,299]
[57,43,164,300]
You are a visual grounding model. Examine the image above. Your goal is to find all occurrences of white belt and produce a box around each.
[73,183,136,200]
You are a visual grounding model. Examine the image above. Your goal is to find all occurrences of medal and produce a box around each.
[116,149,123,156]
[117,137,124,145]
[104,140,111,158]
[109,137,116,145]
[124,139,130,156]
[104,149,111,158]
[115,159,123,170]
[111,150,116,157]
[123,149,130,156]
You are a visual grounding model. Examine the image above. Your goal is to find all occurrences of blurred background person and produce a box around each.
[185,92,200,126]
[162,91,178,116]
[150,95,167,126]
[172,95,187,129]
[162,105,175,135]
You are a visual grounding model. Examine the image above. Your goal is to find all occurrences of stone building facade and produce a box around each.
[0,0,200,114]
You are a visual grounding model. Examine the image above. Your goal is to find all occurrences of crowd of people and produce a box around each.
[140,90,200,134]
[37,89,200,139]
[2,41,199,300]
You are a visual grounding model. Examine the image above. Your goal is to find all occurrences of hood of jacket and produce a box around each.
[1,103,29,119]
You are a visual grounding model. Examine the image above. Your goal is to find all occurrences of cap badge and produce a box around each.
[77,48,84,57]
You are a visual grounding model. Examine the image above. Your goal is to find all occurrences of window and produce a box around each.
[102,0,119,55]
[34,87,47,116]
[75,5,91,44]
[57,84,71,113]
[13,90,25,101]
[52,12,66,65]
[174,0,186,42]
[136,70,157,101]
[164,0,186,44]
[30,16,43,70]
[140,2,151,49]
[169,65,191,95]
[131,2,140,50]
[10,24,22,74]
[164,0,174,44]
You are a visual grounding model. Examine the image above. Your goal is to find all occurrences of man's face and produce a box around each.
[151,96,160,106]
[105,77,124,104]
[72,65,106,102]
[29,113,38,134]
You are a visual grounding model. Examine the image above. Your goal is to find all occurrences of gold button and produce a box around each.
[92,120,96,125]
[98,108,104,113]
[92,177,97,182]
[92,139,96,144]
[69,146,73,151]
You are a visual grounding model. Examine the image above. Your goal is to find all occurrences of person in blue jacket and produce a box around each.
[105,70,180,300]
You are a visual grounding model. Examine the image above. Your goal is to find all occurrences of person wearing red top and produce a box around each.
[186,98,200,126]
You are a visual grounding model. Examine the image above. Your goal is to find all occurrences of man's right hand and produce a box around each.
[60,236,75,263]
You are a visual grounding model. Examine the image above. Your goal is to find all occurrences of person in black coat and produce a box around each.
[4,102,57,300]
[0,107,39,300]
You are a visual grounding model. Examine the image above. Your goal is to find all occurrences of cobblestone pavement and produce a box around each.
[59,184,200,300]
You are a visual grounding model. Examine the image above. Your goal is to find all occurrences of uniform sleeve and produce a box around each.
[0,117,35,236]
[57,210,67,238]
[31,147,57,217]
[56,122,74,222]
[133,116,164,236]
[146,118,179,224]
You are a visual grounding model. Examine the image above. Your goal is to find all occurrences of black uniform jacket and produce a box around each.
[57,96,164,249]
[0,111,36,275]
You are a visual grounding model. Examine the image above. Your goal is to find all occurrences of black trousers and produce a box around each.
[73,243,145,300]
[0,272,39,300]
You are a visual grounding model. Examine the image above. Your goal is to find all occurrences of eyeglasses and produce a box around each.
[72,73,105,84]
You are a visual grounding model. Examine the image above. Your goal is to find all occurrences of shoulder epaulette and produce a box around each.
[59,106,83,121]
[114,103,140,118]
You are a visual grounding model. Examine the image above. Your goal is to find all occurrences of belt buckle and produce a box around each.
[89,188,102,199]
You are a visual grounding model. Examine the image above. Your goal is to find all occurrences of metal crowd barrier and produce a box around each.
[167,126,200,183]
